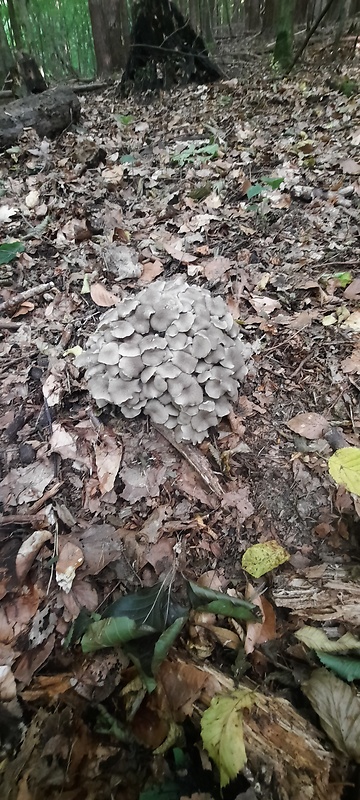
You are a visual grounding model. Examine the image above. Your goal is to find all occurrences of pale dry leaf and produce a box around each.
[341,350,360,374]
[204,257,232,281]
[0,205,18,222]
[16,530,52,583]
[341,310,360,332]
[56,541,84,593]
[248,296,281,316]
[138,259,164,284]
[0,460,54,506]
[0,665,17,700]
[25,189,40,209]
[344,279,360,300]
[341,159,360,175]
[90,282,120,307]
[95,432,123,495]
[286,412,330,440]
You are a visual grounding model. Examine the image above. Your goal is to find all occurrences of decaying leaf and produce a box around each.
[302,668,360,761]
[242,541,290,579]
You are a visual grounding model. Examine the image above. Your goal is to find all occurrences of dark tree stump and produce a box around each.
[121,0,223,92]
[0,86,81,148]
[7,52,48,97]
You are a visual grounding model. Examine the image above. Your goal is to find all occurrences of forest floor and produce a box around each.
[0,31,360,800]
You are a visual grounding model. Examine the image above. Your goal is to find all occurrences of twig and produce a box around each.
[29,481,64,514]
[0,320,21,329]
[153,422,224,498]
[0,282,55,315]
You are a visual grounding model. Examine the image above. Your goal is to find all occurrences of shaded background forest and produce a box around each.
[0,0,360,92]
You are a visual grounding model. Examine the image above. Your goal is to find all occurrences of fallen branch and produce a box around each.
[153,422,224,499]
[0,281,54,315]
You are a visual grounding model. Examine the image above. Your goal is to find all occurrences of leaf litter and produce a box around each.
[0,37,360,800]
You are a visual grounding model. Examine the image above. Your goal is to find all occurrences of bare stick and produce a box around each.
[286,0,337,74]
[153,422,224,499]
[0,282,55,315]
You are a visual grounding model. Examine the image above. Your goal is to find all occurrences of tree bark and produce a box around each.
[273,0,295,69]
[0,16,13,85]
[261,0,276,38]
[88,0,129,75]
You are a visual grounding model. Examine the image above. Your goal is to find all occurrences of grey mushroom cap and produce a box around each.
[98,342,120,365]
[80,276,252,443]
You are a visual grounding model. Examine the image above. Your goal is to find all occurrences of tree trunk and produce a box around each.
[7,0,22,49]
[333,0,352,53]
[0,16,13,85]
[88,0,129,76]
[274,0,295,69]
[261,0,276,38]
[245,0,260,31]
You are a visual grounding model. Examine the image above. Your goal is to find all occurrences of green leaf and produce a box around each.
[81,616,155,653]
[261,176,283,190]
[120,154,136,164]
[187,581,261,622]
[242,541,290,578]
[334,271,353,287]
[0,241,24,265]
[151,617,187,674]
[201,689,255,787]
[115,114,134,125]
[316,653,360,682]
[328,447,360,495]
[104,582,187,632]
[139,779,182,800]
[302,668,360,761]
[246,184,264,200]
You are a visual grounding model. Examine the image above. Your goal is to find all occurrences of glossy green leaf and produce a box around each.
[104,582,187,631]
[151,617,187,674]
[81,616,155,653]
[261,176,283,190]
[316,652,360,682]
[187,581,261,622]
[0,241,24,265]
[246,184,264,200]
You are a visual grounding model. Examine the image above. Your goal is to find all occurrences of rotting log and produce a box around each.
[0,85,81,149]
[160,656,346,800]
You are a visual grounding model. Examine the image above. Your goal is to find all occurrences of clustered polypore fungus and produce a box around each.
[76,277,252,444]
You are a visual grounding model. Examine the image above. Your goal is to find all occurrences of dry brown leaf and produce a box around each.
[90,282,120,307]
[138,259,164,283]
[204,256,232,281]
[15,530,52,583]
[95,431,123,495]
[341,350,360,374]
[0,665,17,700]
[244,591,276,655]
[344,278,360,300]
[341,158,360,175]
[248,295,281,316]
[56,541,84,593]
[286,412,329,440]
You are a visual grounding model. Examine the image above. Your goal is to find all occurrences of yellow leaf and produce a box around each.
[328,447,360,496]
[296,626,360,653]
[201,689,255,787]
[242,541,290,579]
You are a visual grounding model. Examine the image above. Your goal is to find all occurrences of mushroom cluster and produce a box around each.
[76,277,252,443]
